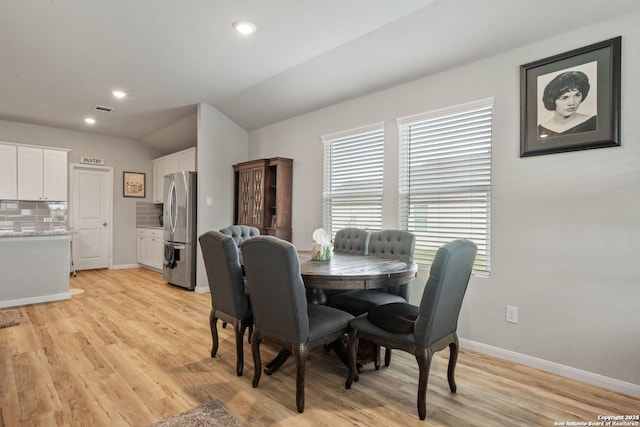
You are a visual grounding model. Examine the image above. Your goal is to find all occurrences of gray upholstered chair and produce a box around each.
[240,236,354,413]
[198,231,253,376]
[345,239,477,420]
[333,228,371,254]
[219,225,260,247]
[320,228,372,303]
[330,229,416,367]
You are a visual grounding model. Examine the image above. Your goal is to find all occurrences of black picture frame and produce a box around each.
[520,36,621,157]
[123,171,146,198]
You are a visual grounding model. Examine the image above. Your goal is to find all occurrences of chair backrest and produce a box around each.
[240,236,309,342]
[333,228,370,255]
[199,231,250,319]
[219,225,260,247]
[368,230,415,262]
[414,239,477,347]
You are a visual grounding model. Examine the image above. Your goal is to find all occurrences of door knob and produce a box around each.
[103,222,108,227]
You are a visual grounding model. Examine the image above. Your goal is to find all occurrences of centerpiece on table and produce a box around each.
[311,228,332,261]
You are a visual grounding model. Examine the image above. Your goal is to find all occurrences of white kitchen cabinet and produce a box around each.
[17,146,43,200]
[137,228,163,271]
[152,147,196,203]
[178,147,196,171]
[43,149,68,201]
[0,143,17,199]
[17,146,67,201]
[152,158,165,203]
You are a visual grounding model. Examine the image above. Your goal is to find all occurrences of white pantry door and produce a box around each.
[70,164,113,270]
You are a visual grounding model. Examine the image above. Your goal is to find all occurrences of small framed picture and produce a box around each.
[520,37,621,157]
[123,172,146,198]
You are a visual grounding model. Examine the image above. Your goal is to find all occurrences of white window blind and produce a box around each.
[322,124,384,237]
[398,98,493,275]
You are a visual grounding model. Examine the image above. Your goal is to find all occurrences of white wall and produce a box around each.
[248,12,640,394]
[0,119,161,267]
[195,103,248,291]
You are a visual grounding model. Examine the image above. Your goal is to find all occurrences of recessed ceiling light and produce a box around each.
[233,21,256,35]
[112,90,126,98]
[84,117,96,125]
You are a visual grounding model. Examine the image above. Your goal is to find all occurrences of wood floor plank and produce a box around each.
[0,268,638,426]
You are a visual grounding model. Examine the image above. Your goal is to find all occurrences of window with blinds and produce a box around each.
[322,124,384,237]
[398,98,493,275]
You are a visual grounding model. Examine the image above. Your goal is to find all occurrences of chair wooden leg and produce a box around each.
[293,343,308,413]
[247,323,253,344]
[345,329,359,388]
[251,330,262,388]
[210,312,218,358]
[373,345,381,370]
[384,347,392,367]
[415,347,433,421]
[447,335,459,393]
[234,320,245,376]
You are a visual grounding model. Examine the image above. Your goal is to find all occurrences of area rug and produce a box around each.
[0,309,20,329]
[150,400,243,427]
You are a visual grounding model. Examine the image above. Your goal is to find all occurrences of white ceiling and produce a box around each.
[1,0,639,154]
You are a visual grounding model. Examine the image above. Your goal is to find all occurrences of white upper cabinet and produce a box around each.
[43,149,68,201]
[17,146,44,200]
[178,147,196,172]
[152,147,196,203]
[17,146,67,201]
[0,144,18,199]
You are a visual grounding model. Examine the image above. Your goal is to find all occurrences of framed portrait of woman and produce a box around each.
[520,36,621,157]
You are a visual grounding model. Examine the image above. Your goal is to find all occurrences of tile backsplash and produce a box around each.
[0,200,68,232]
[0,200,164,232]
[137,201,163,227]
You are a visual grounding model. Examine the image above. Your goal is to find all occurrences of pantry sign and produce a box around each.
[80,157,105,165]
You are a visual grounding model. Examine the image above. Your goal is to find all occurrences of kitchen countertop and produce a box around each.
[0,230,75,238]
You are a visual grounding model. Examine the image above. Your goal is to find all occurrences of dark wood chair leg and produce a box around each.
[345,330,359,388]
[293,343,308,413]
[415,347,433,421]
[251,331,262,388]
[247,323,253,343]
[384,347,392,367]
[210,312,218,358]
[373,345,381,370]
[447,335,459,393]
[234,320,245,376]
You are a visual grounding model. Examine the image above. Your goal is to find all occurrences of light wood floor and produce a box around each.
[1,268,638,426]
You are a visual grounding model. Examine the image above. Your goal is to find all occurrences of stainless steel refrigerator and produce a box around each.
[163,171,197,290]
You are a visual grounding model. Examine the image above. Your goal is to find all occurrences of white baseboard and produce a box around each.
[194,285,209,294]
[459,338,640,399]
[110,263,140,270]
[0,292,71,309]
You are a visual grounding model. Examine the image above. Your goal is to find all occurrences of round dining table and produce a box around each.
[263,250,418,374]
[298,250,418,305]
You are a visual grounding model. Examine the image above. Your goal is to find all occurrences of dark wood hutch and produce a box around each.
[233,157,292,241]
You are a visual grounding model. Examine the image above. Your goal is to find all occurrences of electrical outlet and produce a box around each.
[506,305,518,324]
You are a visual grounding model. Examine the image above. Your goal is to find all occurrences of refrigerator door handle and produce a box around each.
[168,179,178,233]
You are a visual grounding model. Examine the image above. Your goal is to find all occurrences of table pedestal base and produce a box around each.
[264,349,291,375]
[263,338,351,375]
